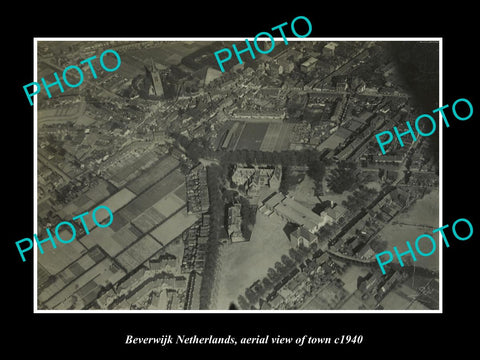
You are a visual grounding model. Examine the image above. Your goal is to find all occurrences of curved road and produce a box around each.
[326,249,377,266]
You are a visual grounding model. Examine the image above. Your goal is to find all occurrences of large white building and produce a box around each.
[260,192,333,234]
[323,42,338,56]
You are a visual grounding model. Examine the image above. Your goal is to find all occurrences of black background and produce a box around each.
[5,4,478,356]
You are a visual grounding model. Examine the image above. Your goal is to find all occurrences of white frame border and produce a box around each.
[33,37,443,314]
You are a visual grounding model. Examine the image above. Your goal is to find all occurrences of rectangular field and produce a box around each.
[233,123,269,150]
[273,123,293,151]
[37,240,88,277]
[45,257,126,309]
[82,187,137,231]
[215,211,292,310]
[258,123,293,152]
[259,123,282,152]
[152,193,186,218]
[126,156,180,195]
[149,208,199,246]
[224,122,245,150]
[111,225,142,249]
[174,183,187,202]
[101,187,137,212]
[115,234,164,273]
[80,169,187,256]
[108,151,158,187]
[116,170,185,221]
[38,247,105,303]
[80,225,135,257]
[131,207,166,234]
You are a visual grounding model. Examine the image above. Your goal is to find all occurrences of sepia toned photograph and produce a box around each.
[35,39,440,311]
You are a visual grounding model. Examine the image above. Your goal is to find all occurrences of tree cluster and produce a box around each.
[171,133,209,163]
[279,167,304,194]
[307,159,326,182]
[327,161,358,194]
[238,196,256,241]
[307,159,327,197]
[342,185,378,213]
[217,149,329,197]
[317,222,336,242]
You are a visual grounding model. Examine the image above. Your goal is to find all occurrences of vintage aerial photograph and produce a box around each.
[35,39,440,311]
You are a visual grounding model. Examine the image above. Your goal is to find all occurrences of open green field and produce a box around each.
[395,191,439,228]
[259,123,293,152]
[377,191,440,271]
[149,207,198,246]
[126,156,180,195]
[80,225,131,257]
[215,211,292,309]
[116,170,185,221]
[376,223,439,270]
[132,207,166,234]
[37,239,87,276]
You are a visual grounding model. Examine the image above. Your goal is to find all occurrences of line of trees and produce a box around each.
[307,159,327,197]
[327,160,358,194]
[171,135,332,169]
[217,149,331,169]
[236,246,312,309]
[198,164,225,309]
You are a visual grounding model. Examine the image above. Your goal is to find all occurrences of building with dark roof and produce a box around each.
[290,226,318,247]
[317,127,353,151]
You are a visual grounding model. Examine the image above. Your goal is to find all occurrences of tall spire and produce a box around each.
[147,58,164,97]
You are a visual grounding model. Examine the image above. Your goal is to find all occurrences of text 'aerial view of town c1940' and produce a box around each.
[36,40,440,311]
